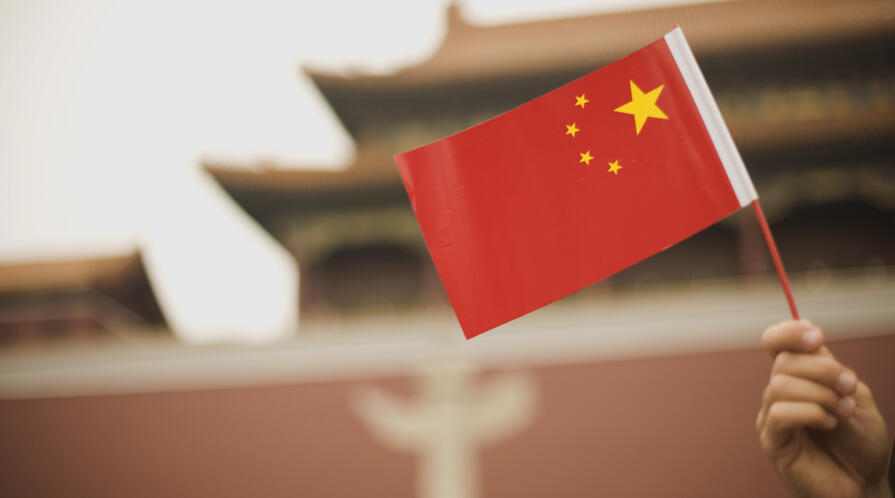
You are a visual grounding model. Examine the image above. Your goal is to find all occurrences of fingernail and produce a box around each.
[802,329,821,348]
[835,372,857,395]
[836,396,856,418]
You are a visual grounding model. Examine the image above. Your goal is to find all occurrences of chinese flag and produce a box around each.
[395,28,757,338]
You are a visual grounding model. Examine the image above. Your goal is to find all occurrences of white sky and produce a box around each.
[0,0,711,343]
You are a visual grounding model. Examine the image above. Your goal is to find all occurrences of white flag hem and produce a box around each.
[664,27,758,207]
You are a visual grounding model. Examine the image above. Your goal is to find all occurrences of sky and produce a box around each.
[0,0,713,343]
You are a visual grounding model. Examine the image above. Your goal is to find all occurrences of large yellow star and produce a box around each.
[565,122,579,137]
[579,150,594,165]
[614,81,668,135]
[574,94,589,109]
[607,160,622,175]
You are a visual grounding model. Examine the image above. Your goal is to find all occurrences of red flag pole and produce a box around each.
[751,200,800,319]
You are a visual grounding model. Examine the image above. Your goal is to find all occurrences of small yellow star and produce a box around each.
[579,150,594,165]
[614,81,668,135]
[574,94,589,108]
[607,160,622,175]
[565,122,580,137]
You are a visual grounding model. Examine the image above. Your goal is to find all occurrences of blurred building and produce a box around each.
[207,0,895,325]
[2,1,894,497]
[0,252,169,347]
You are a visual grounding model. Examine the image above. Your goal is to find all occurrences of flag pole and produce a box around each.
[751,200,800,319]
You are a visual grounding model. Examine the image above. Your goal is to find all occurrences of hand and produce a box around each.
[756,320,891,498]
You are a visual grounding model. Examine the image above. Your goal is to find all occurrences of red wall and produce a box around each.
[1,335,893,498]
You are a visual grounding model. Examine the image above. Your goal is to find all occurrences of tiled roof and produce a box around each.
[306,0,895,90]
[208,0,895,194]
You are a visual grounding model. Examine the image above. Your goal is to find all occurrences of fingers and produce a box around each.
[761,320,828,357]
[760,401,837,452]
[759,374,855,427]
[771,351,857,397]
[756,320,859,453]
[764,375,841,413]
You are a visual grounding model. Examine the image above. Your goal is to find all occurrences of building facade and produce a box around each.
[208,0,895,325]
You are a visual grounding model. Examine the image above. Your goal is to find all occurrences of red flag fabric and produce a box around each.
[395,28,757,338]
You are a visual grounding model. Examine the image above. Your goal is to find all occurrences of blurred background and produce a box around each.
[1,0,893,496]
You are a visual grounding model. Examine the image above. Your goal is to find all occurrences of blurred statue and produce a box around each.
[352,356,536,498]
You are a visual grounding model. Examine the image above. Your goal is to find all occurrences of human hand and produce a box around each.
[756,320,891,498]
